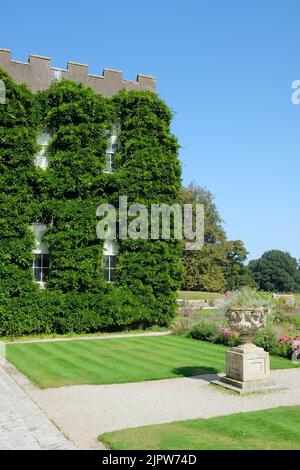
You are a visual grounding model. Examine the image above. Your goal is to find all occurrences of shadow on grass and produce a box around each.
[172,366,219,380]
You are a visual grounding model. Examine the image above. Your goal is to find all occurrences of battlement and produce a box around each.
[0,49,156,95]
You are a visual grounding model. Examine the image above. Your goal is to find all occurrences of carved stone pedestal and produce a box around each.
[213,343,285,394]
[226,343,270,384]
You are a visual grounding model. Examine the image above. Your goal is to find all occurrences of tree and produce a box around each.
[180,181,252,291]
[179,181,225,244]
[223,240,256,290]
[248,250,300,292]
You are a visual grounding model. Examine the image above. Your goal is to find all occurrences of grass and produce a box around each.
[99,405,300,450]
[178,290,300,304]
[294,293,300,306]
[178,291,223,300]
[6,335,297,389]
[293,316,300,328]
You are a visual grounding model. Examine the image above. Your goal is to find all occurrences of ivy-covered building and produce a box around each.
[0,50,183,336]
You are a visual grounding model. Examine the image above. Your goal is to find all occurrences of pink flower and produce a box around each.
[220,327,231,336]
[292,339,300,351]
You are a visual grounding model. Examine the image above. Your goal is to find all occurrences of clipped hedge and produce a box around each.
[0,70,182,336]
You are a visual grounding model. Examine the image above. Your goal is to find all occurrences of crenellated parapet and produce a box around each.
[0,49,156,95]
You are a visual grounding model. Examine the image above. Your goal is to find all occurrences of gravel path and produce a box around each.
[0,366,75,450]
[6,362,300,450]
[5,331,170,344]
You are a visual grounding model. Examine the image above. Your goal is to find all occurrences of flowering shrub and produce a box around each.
[277,335,300,358]
[187,320,239,346]
[218,326,239,347]
[253,326,278,355]
[278,336,293,358]
[170,317,195,336]
[293,338,300,350]
[220,327,231,336]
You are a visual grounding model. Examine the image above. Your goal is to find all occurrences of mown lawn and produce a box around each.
[178,290,300,305]
[294,293,300,306]
[178,291,223,301]
[100,405,300,450]
[6,335,297,388]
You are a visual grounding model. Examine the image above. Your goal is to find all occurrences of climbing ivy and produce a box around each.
[0,69,38,300]
[0,72,183,336]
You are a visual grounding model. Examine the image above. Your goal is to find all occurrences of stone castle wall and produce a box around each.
[0,49,156,95]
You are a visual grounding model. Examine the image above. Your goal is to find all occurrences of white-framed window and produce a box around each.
[104,128,118,173]
[102,240,119,282]
[33,253,50,285]
[34,132,51,170]
[32,223,50,287]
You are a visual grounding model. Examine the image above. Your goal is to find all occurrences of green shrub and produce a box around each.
[189,320,220,343]
[189,320,239,346]
[253,326,278,355]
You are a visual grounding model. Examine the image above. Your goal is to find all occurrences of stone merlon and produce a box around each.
[0,49,156,95]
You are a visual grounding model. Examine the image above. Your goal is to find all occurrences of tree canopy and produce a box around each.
[249,250,300,292]
[180,181,254,292]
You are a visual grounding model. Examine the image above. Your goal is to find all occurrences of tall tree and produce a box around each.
[180,181,253,291]
[249,250,300,292]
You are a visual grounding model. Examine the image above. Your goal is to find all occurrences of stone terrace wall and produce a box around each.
[0,49,156,95]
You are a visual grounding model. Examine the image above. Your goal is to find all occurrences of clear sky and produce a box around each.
[1,0,299,261]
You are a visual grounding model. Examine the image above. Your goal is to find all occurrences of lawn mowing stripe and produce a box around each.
[39,340,170,384]
[97,336,225,370]
[128,337,228,366]
[15,353,113,387]
[72,341,164,381]
[149,336,297,370]
[100,406,300,450]
[116,343,223,373]
[35,341,144,384]
[10,341,117,383]
[6,344,83,387]
[52,335,223,369]
[7,335,298,388]
[8,337,222,386]
[126,335,228,357]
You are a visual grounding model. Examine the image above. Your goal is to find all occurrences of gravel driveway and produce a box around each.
[5,362,300,450]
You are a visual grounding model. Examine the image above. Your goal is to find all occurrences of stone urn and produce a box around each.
[212,306,281,393]
[225,307,268,345]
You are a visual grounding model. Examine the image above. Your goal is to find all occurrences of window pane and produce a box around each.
[42,254,50,269]
[110,155,115,170]
[42,268,50,282]
[34,254,42,268]
[110,256,117,268]
[34,267,42,282]
[105,152,115,173]
[103,255,117,282]
[110,268,116,282]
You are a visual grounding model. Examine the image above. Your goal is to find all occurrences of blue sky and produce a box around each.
[1,0,299,261]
